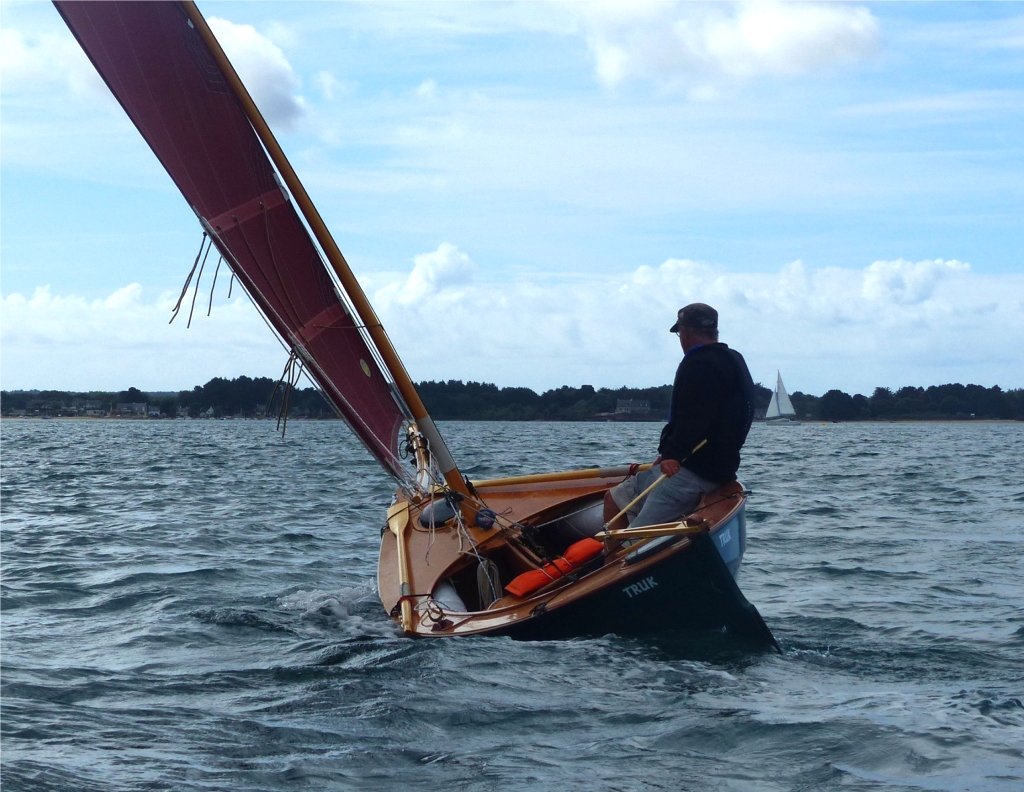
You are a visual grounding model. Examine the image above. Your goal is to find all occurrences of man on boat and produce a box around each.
[604,303,756,530]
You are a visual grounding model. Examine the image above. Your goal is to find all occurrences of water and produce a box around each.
[2,419,1022,791]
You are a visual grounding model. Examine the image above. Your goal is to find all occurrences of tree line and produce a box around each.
[0,377,330,419]
[2,378,1022,421]
[790,384,1024,421]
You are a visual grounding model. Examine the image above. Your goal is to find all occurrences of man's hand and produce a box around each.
[660,458,681,477]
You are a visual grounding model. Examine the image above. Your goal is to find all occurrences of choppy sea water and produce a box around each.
[2,419,1022,791]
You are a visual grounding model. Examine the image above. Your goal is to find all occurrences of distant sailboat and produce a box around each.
[765,372,797,421]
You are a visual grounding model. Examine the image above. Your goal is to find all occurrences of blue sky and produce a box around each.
[2,1,1022,394]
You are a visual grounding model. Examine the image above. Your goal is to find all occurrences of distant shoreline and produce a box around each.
[4,377,1022,422]
[3,415,1020,425]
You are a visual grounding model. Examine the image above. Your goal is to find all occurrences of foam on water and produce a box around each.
[2,419,1022,791]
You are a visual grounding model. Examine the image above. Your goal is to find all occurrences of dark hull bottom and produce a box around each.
[495,533,779,650]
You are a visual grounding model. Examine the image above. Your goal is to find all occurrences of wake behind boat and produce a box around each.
[56,1,778,649]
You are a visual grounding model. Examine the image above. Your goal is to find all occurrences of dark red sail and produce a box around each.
[55,1,409,477]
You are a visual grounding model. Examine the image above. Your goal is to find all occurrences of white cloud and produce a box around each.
[904,15,1024,52]
[375,243,474,306]
[839,90,1024,118]
[368,251,1023,394]
[208,17,306,128]
[861,259,970,305]
[0,26,109,98]
[416,79,438,100]
[1,284,282,391]
[316,71,353,101]
[580,1,881,90]
[3,254,1022,394]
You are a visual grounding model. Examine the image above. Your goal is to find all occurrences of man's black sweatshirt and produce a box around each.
[658,343,756,484]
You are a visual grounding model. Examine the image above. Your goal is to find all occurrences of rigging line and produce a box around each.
[170,232,208,324]
[451,501,500,598]
[199,223,295,363]
[227,271,235,299]
[266,351,292,421]
[206,256,223,317]
[207,222,407,480]
[277,358,294,435]
[284,357,304,436]
[280,361,294,436]
[186,237,214,329]
[273,352,305,437]
[209,221,410,481]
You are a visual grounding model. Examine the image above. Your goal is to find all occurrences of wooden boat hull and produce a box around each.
[378,472,778,649]
[494,529,774,645]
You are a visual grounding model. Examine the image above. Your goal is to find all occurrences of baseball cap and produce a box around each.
[669,303,718,333]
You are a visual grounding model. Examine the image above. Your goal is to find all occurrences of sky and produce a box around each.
[2,1,1022,396]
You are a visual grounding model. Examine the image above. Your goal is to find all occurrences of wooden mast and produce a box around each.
[182,1,467,496]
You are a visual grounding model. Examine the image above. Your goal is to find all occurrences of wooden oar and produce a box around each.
[602,439,708,531]
[470,462,655,489]
[387,501,415,635]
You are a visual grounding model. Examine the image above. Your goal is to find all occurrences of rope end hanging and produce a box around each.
[186,238,213,329]
[268,350,304,438]
[170,232,208,324]
[207,256,223,317]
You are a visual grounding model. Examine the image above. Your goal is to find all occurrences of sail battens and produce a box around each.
[54,1,410,479]
[209,189,287,230]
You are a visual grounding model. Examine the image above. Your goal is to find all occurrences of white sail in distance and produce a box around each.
[766,371,796,419]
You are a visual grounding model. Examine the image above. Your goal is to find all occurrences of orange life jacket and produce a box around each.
[504,537,604,599]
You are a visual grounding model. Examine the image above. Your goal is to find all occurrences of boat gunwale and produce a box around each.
[469,463,656,490]
[408,482,747,637]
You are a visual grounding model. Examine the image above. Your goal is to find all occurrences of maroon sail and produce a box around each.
[55,1,409,477]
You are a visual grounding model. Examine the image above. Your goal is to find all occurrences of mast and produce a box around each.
[181,1,467,496]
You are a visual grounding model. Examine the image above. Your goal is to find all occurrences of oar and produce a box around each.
[387,501,415,635]
[602,439,708,531]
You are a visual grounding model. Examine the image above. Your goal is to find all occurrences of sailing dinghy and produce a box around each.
[56,1,777,648]
[765,372,798,423]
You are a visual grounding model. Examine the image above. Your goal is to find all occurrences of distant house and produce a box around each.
[147,406,162,417]
[85,409,106,417]
[116,402,147,415]
[615,399,651,415]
